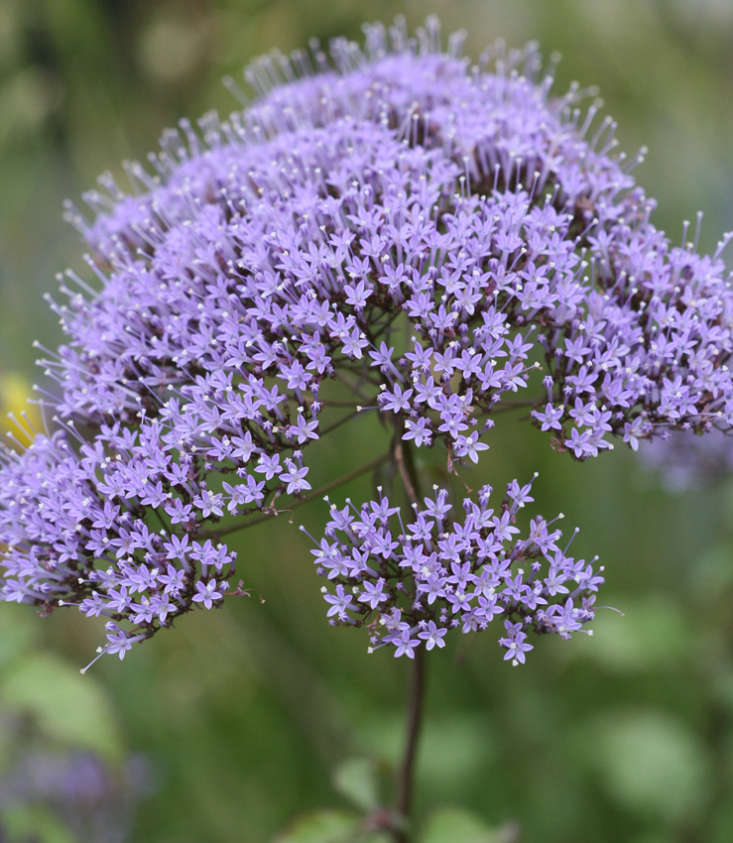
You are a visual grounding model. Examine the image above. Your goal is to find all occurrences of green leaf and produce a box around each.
[422,807,507,843]
[1,804,75,843]
[275,809,361,843]
[584,709,710,821]
[2,653,123,762]
[332,757,380,811]
[275,808,392,843]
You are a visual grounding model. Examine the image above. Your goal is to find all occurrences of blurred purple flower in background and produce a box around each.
[639,428,733,491]
[0,750,152,842]
[0,17,731,666]
[0,701,153,843]
[0,750,152,843]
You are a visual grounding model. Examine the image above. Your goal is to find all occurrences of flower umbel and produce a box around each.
[1,18,731,665]
[312,478,602,662]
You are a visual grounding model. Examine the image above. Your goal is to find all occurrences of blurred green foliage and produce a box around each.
[1,1,732,840]
[0,608,148,841]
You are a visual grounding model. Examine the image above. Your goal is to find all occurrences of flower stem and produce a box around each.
[393,646,427,842]
[202,451,390,539]
[392,436,419,507]
[390,433,427,841]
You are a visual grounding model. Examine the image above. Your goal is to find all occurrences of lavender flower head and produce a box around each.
[1,18,731,667]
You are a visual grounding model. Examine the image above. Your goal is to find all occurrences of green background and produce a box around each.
[1,1,732,840]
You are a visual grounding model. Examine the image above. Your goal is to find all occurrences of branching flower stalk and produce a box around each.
[1,16,732,840]
[392,435,428,842]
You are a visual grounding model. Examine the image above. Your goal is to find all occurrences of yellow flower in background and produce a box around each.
[0,370,39,443]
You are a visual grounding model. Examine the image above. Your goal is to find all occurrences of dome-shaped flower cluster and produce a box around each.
[311,476,602,664]
[1,18,731,666]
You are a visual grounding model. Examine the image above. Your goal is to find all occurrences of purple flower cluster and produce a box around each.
[0,748,151,843]
[1,18,731,664]
[311,477,602,663]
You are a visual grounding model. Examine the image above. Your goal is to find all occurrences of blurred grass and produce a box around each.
[1,1,732,841]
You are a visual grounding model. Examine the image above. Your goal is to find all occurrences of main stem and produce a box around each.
[390,432,427,842]
[393,647,427,841]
